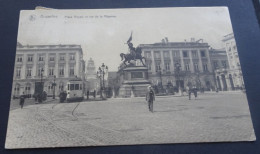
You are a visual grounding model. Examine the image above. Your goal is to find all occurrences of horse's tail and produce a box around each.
[120,53,125,61]
[142,56,146,63]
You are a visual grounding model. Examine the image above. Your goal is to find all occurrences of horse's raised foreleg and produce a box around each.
[123,60,127,66]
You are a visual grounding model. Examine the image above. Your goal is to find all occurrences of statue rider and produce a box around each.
[127,32,137,60]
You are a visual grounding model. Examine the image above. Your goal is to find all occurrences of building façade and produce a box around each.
[214,33,245,91]
[12,42,86,98]
[139,38,216,91]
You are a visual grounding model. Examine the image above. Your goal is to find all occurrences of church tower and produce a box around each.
[86,58,98,91]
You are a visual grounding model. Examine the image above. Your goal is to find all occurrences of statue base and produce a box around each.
[118,66,151,98]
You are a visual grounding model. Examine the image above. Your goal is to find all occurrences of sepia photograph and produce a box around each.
[5,7,256,149]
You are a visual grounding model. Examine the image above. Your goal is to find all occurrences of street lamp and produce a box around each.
[39,68,44,103]
[97,63,108,99]
[52,75,56,99]
[174,63,181,93]
[156,67,164,93]
[96,71,103,98]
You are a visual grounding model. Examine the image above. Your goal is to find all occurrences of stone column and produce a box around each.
[151,50,156,74]
[180,50,185,71]
[160,51,165,85]
[206,49,213,72]
[44,53,48,77]
[169,50,175,72]
[189,51,195,73]
[33,53,37,78]
[225,75,232,91]
[198,50,203,72]
[65,53,69,77]
[22,54,26,79]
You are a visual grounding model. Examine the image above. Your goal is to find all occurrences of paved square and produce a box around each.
[5,92,255,149]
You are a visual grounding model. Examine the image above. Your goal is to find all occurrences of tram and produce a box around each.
[66,78,84,102]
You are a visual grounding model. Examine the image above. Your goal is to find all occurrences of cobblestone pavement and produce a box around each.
[5,91,256,149]
[9,98,59,111]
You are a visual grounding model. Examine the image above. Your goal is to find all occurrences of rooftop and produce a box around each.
[16,42,82,51]
[139,41,209,49]
[222,33,234,42]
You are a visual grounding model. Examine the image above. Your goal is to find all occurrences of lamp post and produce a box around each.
[174,63,181,94]
[52,75,56,99]
[156,67,164,93]
[97,63,108,99]
[39,68,44,103]
[96,71,103,98]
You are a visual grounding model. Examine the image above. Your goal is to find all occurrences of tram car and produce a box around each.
[66,78,84,102]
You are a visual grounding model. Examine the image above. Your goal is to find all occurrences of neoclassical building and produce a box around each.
[214,33,244,91]
[12,42,85,98]
[139,38,215,91]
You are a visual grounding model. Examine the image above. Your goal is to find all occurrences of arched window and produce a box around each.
[14,84,20,96]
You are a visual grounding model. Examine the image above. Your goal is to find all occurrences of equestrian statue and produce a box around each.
[120,32,146,66]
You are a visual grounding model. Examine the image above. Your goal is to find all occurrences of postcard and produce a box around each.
[5,7,256,149]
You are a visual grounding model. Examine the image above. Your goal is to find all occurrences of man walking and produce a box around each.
[146,86,155,112]
[19,92,25,109]
[187,86,192,100]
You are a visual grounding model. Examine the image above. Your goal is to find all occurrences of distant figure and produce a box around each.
[37,93,42,103]
[59,91,67,103]
[93,90,96,99]
[19,92,25,109]
[146,86,155,112]
[43,91,47,101]
[87,90,89,100]
[189,86,198,100]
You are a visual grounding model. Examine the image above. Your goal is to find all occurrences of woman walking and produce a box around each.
[19,92,25,109]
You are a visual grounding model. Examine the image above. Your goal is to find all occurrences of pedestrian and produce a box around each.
[19,92,25,109]
[43,91,47,101]
[38,93,42,103]
[93,90,96,99]
[146,86,155,112]
[87,90,89,100]
[193,86,198,100]
[59,91,65,103]
[187,86,192,100]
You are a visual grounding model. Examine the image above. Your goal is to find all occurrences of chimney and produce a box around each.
[191,38,195,42]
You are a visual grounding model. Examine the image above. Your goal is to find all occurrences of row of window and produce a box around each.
[68,84,83,90]
[226,41,237,52]
[14,83,65,95]
[16,54,76,63]
[15,66,75,78]
[146,62,209,72]
[144,50,207,59]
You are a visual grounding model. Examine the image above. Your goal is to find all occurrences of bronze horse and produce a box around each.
[120,47,146,66]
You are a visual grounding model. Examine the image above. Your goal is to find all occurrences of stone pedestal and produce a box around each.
[118,66,151,97]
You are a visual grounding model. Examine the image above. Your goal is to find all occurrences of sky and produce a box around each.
[17,7,233,71]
